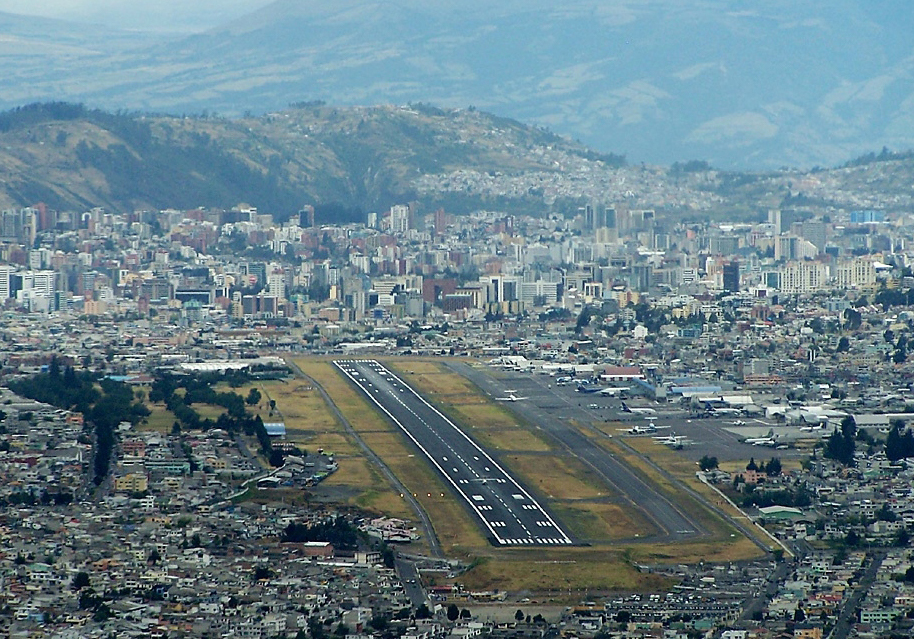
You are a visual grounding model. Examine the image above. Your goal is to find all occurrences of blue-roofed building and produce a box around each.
[264,422,286,438]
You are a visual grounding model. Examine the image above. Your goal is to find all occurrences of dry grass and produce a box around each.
[552,502,655,542]
[504,454,607,501]
[287,357,764,591]
[386,361,480,396]
[458,548,673,595]
[470,427,554,453]
[139,402,176,433]
[608,437,772,557]
[628,535,763,564]
[292,358,489,556]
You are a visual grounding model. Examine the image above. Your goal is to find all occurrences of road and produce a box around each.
[829,551,884,639]
[335,359,572,547]
[395,557,427,608]
[450,362,705,542]
[285,358,444,558]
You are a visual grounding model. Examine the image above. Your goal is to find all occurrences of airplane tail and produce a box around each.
[621,401,631,412]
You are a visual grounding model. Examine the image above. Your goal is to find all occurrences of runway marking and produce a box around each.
[334,360,573,546]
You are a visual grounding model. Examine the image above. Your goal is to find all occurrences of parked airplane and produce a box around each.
[745,430,779,446]
[621,401,656,415]
[621,423,657,434]
[619,421,669,434]
[598,386,630,396]
[703,402,742,415]
[654,433,690,447]
[576,384,603,394]
[495,393,529,402]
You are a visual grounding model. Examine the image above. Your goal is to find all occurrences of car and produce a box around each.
[588,403,599,408]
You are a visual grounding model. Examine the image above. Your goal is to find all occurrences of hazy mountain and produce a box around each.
[1,1,913,169]
[1,102,911,220]
[0,102,614,216]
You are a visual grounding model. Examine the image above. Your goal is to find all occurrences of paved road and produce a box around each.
[450,362,704,542]
[285,358,444,558]
[829,551,884,639]
[335,359,572,547]
[395,557,427,608]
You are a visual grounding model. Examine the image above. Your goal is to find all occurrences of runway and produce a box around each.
[450,362,706,541]
[334,360,573,547]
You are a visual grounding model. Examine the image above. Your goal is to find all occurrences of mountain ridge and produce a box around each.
[0,102,910,223]
[0,1,912,169]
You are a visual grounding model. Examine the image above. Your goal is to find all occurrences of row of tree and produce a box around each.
[282,517,359,550]
[152,373,277,464]
[9,359,150,484]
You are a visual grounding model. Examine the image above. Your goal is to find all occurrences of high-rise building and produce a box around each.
[0,265,14,299]
[389,204,410,234]
[835,259,876,288]
[299,205,315,228]
[800,221,827,252]
[723,261,740,292]
[778,261,828,293]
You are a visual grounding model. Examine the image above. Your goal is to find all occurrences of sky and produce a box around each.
[0,0,275,31]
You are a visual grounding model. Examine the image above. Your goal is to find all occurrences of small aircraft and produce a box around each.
[495,393,529,402]
[731,419,747,426]
[621,401,656,415]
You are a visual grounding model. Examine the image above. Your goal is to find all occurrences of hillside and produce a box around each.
[0,103,622,218]
[0,1,912,169]
[0,103,912,222]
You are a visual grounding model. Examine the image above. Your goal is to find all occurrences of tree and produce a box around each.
[460,608,471,619]
[699,455,719,471]
[825,416,857,466]
[71,571,90,591]
[836,336,850,352]
[515,609,525,622]
[92,603,111,623]
[269,448,285,467]
[369,615,389,631]
[245,388,261,406]
[746,457,758,471]
[446,604,459,621]
[886,422,914,461]
[766,457,782,476]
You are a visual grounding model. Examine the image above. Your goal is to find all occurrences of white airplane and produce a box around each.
[654,434,690,447]
[495,393,529,402]
[599,386,630,396]
[620,422,668,434]
[621,401,656,415]
[745,430,779,446]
